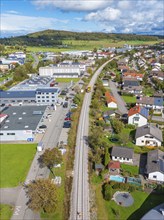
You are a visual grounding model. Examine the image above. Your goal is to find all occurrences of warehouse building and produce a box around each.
[0,105,47,141]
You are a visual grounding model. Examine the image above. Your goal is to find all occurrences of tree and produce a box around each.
[111,118,124,134]
[119,131,130,145]
[26,178,57,213]
[41,148,62,177]
[87,67,93,75]
[104,146,110,167]
[103,184,112,201]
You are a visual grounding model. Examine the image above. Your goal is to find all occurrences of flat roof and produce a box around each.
[0,105,47,131]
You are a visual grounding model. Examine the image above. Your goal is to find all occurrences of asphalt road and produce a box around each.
[70,57,121,220]
[109,80,128,114]
[11,104,69,220]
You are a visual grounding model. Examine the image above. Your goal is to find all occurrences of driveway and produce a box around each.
[0,187,21,206]
[109,80,128,114]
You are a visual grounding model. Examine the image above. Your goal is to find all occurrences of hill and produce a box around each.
[0,29,161,47]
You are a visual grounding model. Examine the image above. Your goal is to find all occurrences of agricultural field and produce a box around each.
[0,143,36,187]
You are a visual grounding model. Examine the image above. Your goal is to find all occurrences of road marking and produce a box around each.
[13,206,21,216]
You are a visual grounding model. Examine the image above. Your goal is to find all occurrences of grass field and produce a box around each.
[122,95,136,103]
[94,182,164,220]
[0,143,36,187]
[5,39,157,53]
[55,78,79,83]
[0,204,13,220]
[121,164,139,176]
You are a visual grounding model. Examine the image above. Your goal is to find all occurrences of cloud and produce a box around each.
[6,10,19,14]
[85,7,121,21]
[32,0,110,11]
[1,13,68,33]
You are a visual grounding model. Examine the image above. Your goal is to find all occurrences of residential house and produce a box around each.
[145,150,164,182]
[135,124,163,147]
[123,72,144,81]
[136,96,163,113]
[105,91,117,108]
[108,161,120,174]
[128,105,149,127]
[122,79,143,95]
[111,146,134,163]
[150,71,164,81]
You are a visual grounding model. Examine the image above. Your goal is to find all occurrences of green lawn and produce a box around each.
[41,151,67,220]
[95,183,164,220]
[122,95,136,103]
[55,78,79,83]
[0,204,13,220]
[0,144,36,187]
[121,164,139,176]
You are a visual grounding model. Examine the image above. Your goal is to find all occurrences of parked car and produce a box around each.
[66,111,73,117]
[63,102,68,108]
[65,117,71,121]
[70,104,78,109]
[39,124,47,129]
[63,121,71,128]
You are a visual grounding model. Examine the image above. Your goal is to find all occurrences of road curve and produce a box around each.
[70,57,121,220]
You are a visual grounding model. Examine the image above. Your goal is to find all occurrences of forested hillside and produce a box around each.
[0,29,161,47]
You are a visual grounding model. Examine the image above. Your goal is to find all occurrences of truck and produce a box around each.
[86,86,91,93]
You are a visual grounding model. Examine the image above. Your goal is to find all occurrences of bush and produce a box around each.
[125,124,136,129]
[103,184,113,201]
[129,185,136,192]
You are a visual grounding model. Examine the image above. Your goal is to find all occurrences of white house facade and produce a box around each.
[128,113,148,127]
[107,101,117,108]
[136,135,161,147]
[148,171,164,182]
[112,156,133,163]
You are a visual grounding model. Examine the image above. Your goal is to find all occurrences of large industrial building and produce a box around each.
[0,87,60,106]
[0,105,47,141]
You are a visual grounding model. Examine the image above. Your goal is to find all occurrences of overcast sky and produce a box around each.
[1,0,164,37]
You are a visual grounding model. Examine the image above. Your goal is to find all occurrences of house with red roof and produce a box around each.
[108,161,120,174]
[105,91,117,108]
[128,105,149,127]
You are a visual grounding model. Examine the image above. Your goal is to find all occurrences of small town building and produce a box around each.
[128,105,149,127]
[111,146,134,163]
[108,161,120,174]
[145,150,164,182]
[135,124,163,147]
[105,91,117,108]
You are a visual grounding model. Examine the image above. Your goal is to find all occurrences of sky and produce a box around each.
[1,0,164,37]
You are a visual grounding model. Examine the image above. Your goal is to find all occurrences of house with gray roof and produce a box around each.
[111,146,134,163]
[135,124,163,147]
[145,150,164,182]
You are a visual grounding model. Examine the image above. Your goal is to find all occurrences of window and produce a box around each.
[127,158,129,161]
[46,100,49,102]
[134,117,139,121]
[52,96,55,98]
[7,133,15,135]
[115,156,117,159]
[46,96,49,98]
[153,175,157,178]
[42,96,44,98]
[37,96,40,98]
[141,140,144,143]
[0,133,3,135]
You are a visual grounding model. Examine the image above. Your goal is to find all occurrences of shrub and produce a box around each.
[103,184,113,201]
[125,124,136,129]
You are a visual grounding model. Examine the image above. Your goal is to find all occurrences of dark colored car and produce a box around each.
[63,102,68,108]
[63,121,71,128]
[39,125,47,129]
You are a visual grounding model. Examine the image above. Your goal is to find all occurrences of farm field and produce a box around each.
[4,39,159,53]
[0,143,36,187]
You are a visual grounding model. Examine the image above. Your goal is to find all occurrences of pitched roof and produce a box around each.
[146,150,164,174]
[105,91,117,104]
[128,105,149,118]
[137,96,154,105]
[123,72,144,78]
[108,161,120,169]
[111,146,134,159]
[135,124,163,142]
